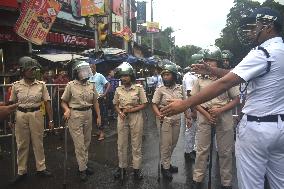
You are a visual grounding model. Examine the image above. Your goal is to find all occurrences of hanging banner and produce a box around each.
[117,26,133,42]
[71,0,105,17]
[137,1,146,24]
[146,21,160,33]
[14,0,61,45]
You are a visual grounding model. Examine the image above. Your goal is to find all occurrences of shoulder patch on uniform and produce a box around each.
[135,84,143,87]
[12,80,21,86]
[37,80,45,84]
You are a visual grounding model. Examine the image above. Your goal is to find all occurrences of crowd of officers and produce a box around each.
[6,45,238,188]
[5,6,283,189]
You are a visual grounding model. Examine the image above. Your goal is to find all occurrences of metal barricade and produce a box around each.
[0,83,67,138]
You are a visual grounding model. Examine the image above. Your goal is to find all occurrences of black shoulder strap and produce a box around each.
[239,46,272,94]
[256,46,271,78]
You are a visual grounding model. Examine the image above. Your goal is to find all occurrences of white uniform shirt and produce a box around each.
[182,72,197,97]
[231,37,284,116]
[151,74,163,87]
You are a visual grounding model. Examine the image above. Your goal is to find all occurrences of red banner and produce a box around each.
[0,0,18,9]
[0,26,95,48]
[14,0,61,45]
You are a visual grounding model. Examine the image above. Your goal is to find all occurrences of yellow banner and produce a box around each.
[147,22,160,33]
[14,0,61,45]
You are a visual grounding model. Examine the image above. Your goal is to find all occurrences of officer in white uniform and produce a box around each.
[161,7,284,189]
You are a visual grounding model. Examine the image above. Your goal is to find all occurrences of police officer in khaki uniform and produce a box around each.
[191,46,239,189]
[113,62,147,180]
[61,60,101,182]
[9,56,54,184]
[152,60,189,181]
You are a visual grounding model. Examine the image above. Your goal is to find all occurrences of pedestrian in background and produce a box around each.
[113,62,147,180]
[89,64,110,141]
[106,69,119,119]
[61,60,101,182]
[9,56,54,184]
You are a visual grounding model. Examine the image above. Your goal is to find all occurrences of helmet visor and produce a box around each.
[77,65,93,81]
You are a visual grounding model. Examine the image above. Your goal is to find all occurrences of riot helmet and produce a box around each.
[221,50,233,69]
[202,45,222,68]
[237,7,283,46]
[114,62,136,82]
[19,56,41,71]
[190,53,204,65]
[72,59,93,81]
[160,60,179,87]
[19,56,41,79]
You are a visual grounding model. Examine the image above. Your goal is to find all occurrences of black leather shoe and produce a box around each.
[86,167,94,175]
[79,170,88,182]
[192,181,202,189]
[221,186,232,189]
[161,167,173,181]
[133,169,143,180]
[113,167,126,179]
[169,165,178,173]
[36,169,53,177]
[10,174,27,184]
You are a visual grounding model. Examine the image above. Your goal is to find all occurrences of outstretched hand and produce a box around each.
[160,99,188,117]
[191,62,211,75]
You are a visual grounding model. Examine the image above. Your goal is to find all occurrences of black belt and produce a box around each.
[247,114,284,122]
[73,106,92,111]
[18,106,40,113]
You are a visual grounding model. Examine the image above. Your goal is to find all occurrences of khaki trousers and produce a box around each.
[156,118,181,169]
[68,109,92,171]
[117,111,144,169]
[193,110,234,186]
[15,110,46,175]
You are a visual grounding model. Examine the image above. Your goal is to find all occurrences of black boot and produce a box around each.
[36,169,53,177]
[169,164,178,173]
[221,186,232,189]
[113,167,126,179]
[161,167,173,181]
[192,181,202,189]
[133,169,143,180]
[86,167,94,175]
[79,170,88,182]
[10,174,27,184]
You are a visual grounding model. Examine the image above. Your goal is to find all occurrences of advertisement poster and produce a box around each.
[71,0,105,17]
[146,22,160,33]
[14,0,61,45]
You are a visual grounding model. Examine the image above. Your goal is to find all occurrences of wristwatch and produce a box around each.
[49,120,54,123]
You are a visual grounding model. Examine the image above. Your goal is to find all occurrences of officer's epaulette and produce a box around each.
[12,80,21,85]
[135,84,143,88]
[37,80,46,84]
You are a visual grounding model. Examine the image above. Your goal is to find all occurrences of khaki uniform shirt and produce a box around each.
[113,84,147,109]
[61,80,98,108]
[152,84,183,120]
[10,79,50,108]
[191,76,239,109]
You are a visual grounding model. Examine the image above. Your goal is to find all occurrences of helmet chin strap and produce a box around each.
[163,79,175,87]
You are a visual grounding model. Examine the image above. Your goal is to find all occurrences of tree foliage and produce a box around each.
[174,45,201,68]
[141,27,201,68]
[215,0,284,66]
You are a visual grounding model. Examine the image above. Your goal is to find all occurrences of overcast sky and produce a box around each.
[146,0,284,48]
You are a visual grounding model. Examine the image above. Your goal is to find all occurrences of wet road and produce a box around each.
[0,107,266,189]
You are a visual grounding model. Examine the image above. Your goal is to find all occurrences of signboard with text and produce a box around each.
[71,0,105,17]
[146,22,160,33]
[14,0,61,45]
